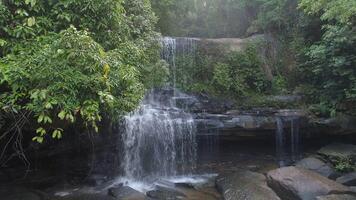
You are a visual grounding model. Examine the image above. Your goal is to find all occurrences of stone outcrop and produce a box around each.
[108,185,145,200]
[318,143,356,159]
[316,194,356,200]
[337,172,356,186]
[296,157,337,179]
[267,166,355,200]
[216,170,280,200]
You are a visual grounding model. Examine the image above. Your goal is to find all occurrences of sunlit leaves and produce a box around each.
[0,0,165,143]
[299,0,356,24]
[27,17,36,27]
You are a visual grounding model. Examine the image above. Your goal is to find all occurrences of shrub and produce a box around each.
[0,27,144,142]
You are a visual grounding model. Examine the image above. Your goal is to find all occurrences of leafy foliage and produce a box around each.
[0,0,166,141]
[298,0,356,116]
[174,43,270,99]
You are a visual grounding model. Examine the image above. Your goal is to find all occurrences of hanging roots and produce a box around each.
[0,109,31,168]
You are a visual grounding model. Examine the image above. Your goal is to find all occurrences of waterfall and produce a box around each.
[160,37,198,91]
[122,90,197,182]
[275,115,302,167]
[120,37,199,184]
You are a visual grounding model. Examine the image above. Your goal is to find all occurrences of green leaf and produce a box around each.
[32,136,44,143]
[36,127,46,136]
[37,114,44,123]
[45,102,52,109]
[52,129,63,139]
[58,110,66,120]
[27,17,36,27]
[0,39,6,47]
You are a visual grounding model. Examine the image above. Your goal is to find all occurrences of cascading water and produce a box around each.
[122,90,197,181]
[161,37,198,93]
[275,114,302,167]
[120,37,199,187]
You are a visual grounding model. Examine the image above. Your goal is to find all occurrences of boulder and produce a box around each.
[337,172,356,186]
[318,144,356,159]
[296,157,336,178]
[267,166,355,200]
[216,170,280,200]
[108,185,145,200]
[316,194,356,200]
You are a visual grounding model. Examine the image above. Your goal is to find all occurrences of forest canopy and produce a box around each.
[0,0,167,142]
[151,0,356,116]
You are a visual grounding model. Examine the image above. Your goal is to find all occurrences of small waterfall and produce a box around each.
[160,37,198,91]
[120,37,199,184]
[122,90,197,181]
[275,115,302,167]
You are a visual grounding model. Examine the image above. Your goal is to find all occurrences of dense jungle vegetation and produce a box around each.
[0,0,168,147]
[0,0,355,147]
[152,0,356,116]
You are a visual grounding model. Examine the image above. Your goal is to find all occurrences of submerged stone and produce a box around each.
[216,170,280,200]
[146,186,186,200]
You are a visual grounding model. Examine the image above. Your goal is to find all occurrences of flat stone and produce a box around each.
[55,193,116,200]
[318,144,356,159]
[337,172,356,186]
[146,186,186,200]
[108,185,145,200]
[316,194,356,200]
[296,157,336,178]
[216,170,280,200]
[267,166,355,200]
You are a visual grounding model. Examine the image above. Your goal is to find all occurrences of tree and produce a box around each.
[298,0,356,115]
[0,0,166,143]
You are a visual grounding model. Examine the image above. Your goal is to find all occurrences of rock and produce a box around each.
[55,193,116,200]
[268,95,303,104]
[216,170,280,200]
[267,166,355,200]
[318,144,356,159]
[337,172,356,186]
[0,187,45,200]
[316,194,356,200]
[350,187,356,193]
[146,186,186,200]
[84,174,108,187]
[108,185,145,200]
[296,157,336,178]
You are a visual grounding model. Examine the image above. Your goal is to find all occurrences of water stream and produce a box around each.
[275,115,302,166]
[119,37,201,190]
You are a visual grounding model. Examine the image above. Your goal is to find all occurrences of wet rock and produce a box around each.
[146,186,186,200]
[318,143,356,159]
[268,95,302,103]
[337,172,356,186]
[108,185,145,200]
[216,170,280,200]
[84,174,108,186]
[0,186,45,200]
[55,193,116,200]
[296,157,336,178]
[316,194,356,200]
[267,166,355,200]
